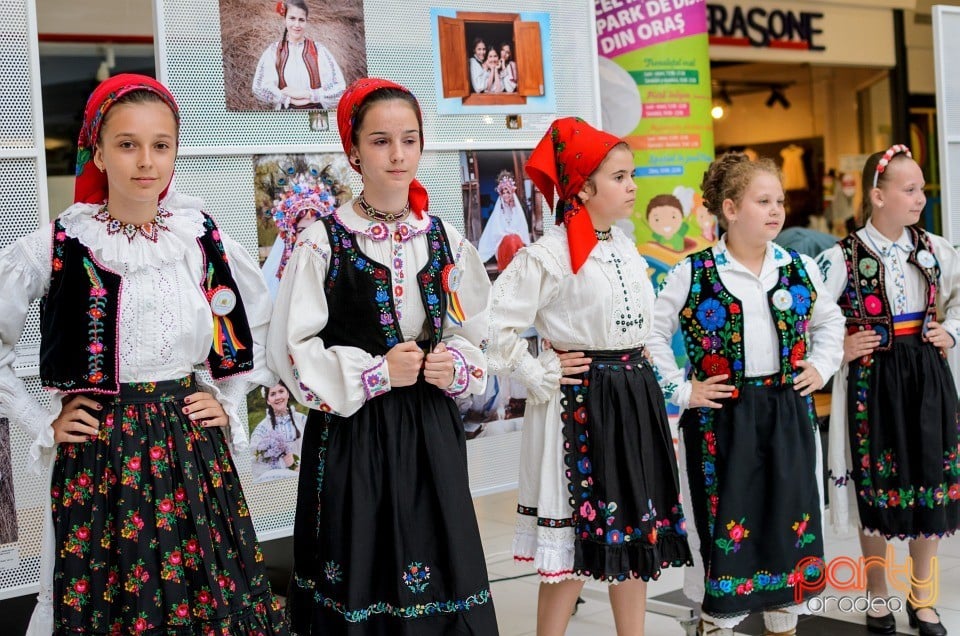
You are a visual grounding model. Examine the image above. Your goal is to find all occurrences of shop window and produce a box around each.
[437,11,544,107]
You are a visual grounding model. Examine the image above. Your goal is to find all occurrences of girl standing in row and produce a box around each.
[648,153,845,636]
[820,145,960,636]
[487,117,692,635]
[267,78,498,635]
[0,74,285,634]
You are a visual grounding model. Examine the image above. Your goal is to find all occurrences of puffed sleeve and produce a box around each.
[194,233,276,451]
[486,248,563,404]
[930,235,960,346]
[438,223,491,398]
[266,225,387,417]
[252,44,283,108]
[814,243,847,302]
[0,226,58,474]
[800,254,845,384]
[647,259,693,410]
[313,43,346,109]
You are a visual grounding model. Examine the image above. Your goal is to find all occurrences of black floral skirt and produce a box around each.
[286,379,498,636]
[681,377,824,618]
[50,376,287,635]
[561,349,692,581]
[847,333,960,538]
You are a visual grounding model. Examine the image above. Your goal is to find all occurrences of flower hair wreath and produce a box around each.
[275,1,286,17]
[872,144,912,188]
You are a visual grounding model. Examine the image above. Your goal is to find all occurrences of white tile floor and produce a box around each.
[476,489,960,635]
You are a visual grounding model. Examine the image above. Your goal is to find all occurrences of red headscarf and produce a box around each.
[74,74,180,206]
[525,117,623,274]
[337,77,428,217]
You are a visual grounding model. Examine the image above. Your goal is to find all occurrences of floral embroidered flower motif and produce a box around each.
[402,562,431,594]
[792,513,816,548]
[324,560,343,584]
[696,298,727,331]
[716,518,750,554]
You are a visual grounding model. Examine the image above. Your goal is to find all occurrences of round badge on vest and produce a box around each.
[916,249,936,268]
[208,286,237,316]
[441,264,462,293]
[772,289,793,311]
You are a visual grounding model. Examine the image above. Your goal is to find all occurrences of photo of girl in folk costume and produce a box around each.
[476,169,531,266]
[249,381,307,482]
[649,152,845,636]
[819,145,960,636]
[267,78,498,634]
[0,74,284,634]
[487,118,692,635]
[251,0,346,109]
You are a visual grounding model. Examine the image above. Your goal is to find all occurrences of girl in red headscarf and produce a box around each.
[252,0,346,110]
[266,78,498,635]
[486,118,692,635]
[0,75,285,634]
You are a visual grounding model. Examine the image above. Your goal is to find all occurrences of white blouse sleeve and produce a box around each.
[266,228,385,417]
[801,254,846,383]
[252,45,283,108]
[486,249,563,404]
[930,235,960,346]
[312,43,346,109]
[439,223,491,398]
[648,259,693,410]
[193,234,276,451]
[0,226,57,470]
[814,243,847,302]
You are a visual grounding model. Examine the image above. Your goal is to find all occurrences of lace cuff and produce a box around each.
[195,374,251,452]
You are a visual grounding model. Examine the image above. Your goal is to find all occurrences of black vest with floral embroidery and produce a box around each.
[678,247,816,394]
[837,228,939,351]
[39,213,254,394]
[319,214,454,356]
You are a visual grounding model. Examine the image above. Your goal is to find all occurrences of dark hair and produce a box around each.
[97,90,179,146]
[645,194,683,219]
[472,38,486,53]
[350,88,423,148]
[280,0,309,44]
[700,152,780,228]
[859,148,914,222]
[265,382,301,439]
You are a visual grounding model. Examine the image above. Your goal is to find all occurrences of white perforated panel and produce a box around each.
[0,0,48,601]
[0,0,34,151]
[934,6,960,246]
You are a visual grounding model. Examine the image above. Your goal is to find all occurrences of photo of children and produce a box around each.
[252,152,353,299]
[461,149,543,280]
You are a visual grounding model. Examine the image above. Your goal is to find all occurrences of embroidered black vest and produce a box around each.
[39,213,254,394]
[837,228,939,351]
[319,215,454,356]
[679,247,816,394]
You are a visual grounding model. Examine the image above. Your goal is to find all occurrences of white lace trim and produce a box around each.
[58,192,206,274]
[512,514,577,583]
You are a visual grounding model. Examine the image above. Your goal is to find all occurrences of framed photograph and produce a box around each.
[218,0,367,112]
[246,383,308,484]
[460,149,544,280]
[431,8,556,115]
[252,152,353,298]
[308,110,329,132]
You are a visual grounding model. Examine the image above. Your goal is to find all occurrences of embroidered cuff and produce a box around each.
[13,391,59,476]
[361,357,391,401]
[195,374,250,452]
[443,346,470,398]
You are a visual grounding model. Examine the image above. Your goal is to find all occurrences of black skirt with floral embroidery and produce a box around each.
[50,376,288,635]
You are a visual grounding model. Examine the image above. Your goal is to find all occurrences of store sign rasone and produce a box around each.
[707,3,825,51]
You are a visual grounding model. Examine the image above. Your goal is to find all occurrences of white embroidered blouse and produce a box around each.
[0,191,275,475]
[266,201,491,417]
[252,40,346,110]
[485,225,656,403]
